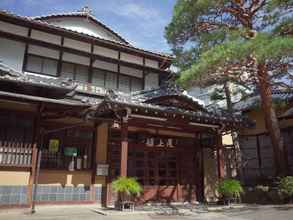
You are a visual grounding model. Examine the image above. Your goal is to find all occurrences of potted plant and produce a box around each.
[217,179,243,205]
[278,176,293,203]
[112,176,142,211]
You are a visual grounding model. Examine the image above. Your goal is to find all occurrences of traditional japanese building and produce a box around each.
[0,8,248,208]
[235,90,293,185]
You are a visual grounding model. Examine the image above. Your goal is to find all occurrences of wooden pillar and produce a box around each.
[27,105,41,207]
[94,123,109,207]
[90,123,97,202]
[216,132,225,179]
[120,118,128,177]
[27,144,38,207]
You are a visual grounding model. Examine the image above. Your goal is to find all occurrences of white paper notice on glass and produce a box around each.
[96,164,109,176]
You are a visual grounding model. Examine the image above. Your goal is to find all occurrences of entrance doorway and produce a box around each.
[108,131,203,203]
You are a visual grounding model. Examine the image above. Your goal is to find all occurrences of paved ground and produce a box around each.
[0,204,293,220]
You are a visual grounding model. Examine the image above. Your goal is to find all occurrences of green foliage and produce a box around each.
[165,0,293,88]
[112,176,142,196]
[165,0,228,46]
[267,0,293,10]
[273,17,293,36]
[278,176,293,197]
[217,179,244,199]
[178,34,293,87]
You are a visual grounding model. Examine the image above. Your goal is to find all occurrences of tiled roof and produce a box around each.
[0,61,75,91]
[132,84,205,106]
[0,10,173,60]
[234,90,293,111]
[98,89,249,127]
[0,62,249,127]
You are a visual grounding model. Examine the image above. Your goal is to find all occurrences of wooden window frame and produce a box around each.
[60,61,90,83]
[23,54,59,77]
[23,50,143,92]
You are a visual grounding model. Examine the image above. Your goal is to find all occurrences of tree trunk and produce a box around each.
[224,82,244,181]
[257,63,287,176]
[224,82,233,113]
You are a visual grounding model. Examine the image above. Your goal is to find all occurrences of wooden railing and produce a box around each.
[0,140,34,167]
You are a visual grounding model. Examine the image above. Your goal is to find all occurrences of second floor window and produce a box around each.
[92,68,143,92]
[92,68,117,90]
[25,54,58,76]
[60,62,89,83]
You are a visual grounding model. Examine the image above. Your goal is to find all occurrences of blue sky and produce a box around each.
[0,0,176,53]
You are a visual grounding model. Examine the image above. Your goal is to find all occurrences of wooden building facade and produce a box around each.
[0,8,247,208]
[235,91,293,185]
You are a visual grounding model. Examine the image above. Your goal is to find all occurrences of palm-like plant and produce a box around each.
[278,176,293,203]
[112,177,142,203]
[217,179,244,205]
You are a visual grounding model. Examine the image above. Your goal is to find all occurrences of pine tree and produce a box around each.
[166,0,293,176]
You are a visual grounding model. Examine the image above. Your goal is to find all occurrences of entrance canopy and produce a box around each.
[86,87,251,132]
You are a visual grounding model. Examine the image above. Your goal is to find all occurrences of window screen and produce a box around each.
[119,75,130,92]
[92,68,105,87]
[61,62,89,83]
[75,65,89,83]
[131,77,143,92]
[26,55,42,73]
[26,55,58,76]
[105,72,117,89]
[42,58,58,76]
[61,62,74,79]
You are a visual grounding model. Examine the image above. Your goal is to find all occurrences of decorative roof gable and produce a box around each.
[132,85,206,112]
[33,7,129,44]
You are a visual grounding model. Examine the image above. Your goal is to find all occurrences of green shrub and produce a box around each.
[278,176,293,198]
[112,176,142,197]
[217,179,243,202]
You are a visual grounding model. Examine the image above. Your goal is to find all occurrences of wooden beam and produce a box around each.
[120,118,128,177]
[216,132,225,179]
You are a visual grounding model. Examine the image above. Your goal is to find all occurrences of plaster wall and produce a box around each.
[0,169,30,185]
[62,52,90,66]
[93,59,118,72]
[145,58,159,69]
[120,52,143,65]
[45,17,122,43]
[38,170,91,186]
[241,108,293,136]
[120,65,143,78]
[93,45,118,59]
[64,37,91,53]
[31,29,62,45]
[0,20,28,36]
[28,44,59,59]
